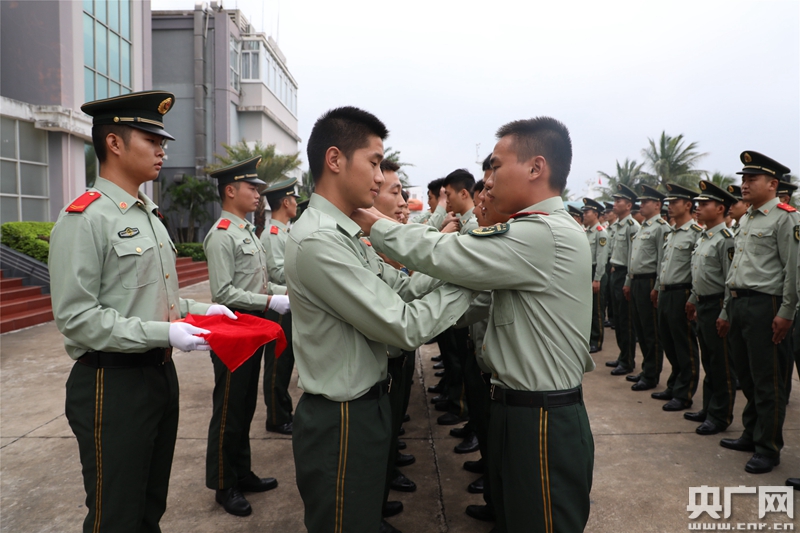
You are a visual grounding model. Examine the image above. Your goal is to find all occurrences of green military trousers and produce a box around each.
[463,343,493,508]
[487,390,594,533]
[729,294,792,458]
[589,265,606,350]
[294,389,392,533]
[65,360,179,533]
[631,276,662,383]
[610,268,636,368]
[263,310,295,428]
[604,262,614,325]
[206,346,264,490]
[383,354,410,506]
[695,295,736,428]
[657,287,699,400]
[439,327,469,418]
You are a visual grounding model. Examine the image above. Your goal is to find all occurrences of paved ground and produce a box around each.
[1,280,798,532]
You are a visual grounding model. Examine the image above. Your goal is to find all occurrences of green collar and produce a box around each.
[309,193,362,237]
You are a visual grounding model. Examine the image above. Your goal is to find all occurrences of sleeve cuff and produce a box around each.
[777,306,795,321]
[143,321,172,348]
[370,218,394,250]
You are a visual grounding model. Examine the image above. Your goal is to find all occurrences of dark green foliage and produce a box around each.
[1,222,55,264]
[175,242,206,262]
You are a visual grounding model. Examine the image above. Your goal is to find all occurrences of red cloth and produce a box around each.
[184,312,286,372]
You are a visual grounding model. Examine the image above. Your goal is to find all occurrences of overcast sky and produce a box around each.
[152,0,800,198]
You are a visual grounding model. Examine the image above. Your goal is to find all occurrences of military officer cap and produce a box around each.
[603,201,614,213]
[613,183,638,202]
[567,204,583,217]
[777,181,798,197]
[209,156,266,186]
[664,183,697,201]
[263,177,301,202]
[81,90,176,140]
[736,151,791,180]
[638,184,665,202]
[582,198,604,213]
[695,180,737,207]
[631,202,641,214]
[727,184,743,200]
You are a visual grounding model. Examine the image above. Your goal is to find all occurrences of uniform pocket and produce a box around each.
[491,291,516,327]
[113,237,160,289]
[235,243,261,274]
[745,229,774,255]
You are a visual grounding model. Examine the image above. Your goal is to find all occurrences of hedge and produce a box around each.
[0,222,54,264]
[176,242,206,262]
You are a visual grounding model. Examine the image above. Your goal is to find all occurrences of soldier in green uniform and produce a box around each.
[727,185,748,235]
[722,151,798,474]
[625,184,671,388]
[684,180,737,434]
[603,202,617,328]
[354,116,596,533]
[285,107,476,533]
[204,157,290,515]
[582,198,609,353]
[50,91,234,533]
[260,178,301,435]
[653,184,701,411]
[568,204,584,224]
[778,181,797,206]
[607,184,640,375]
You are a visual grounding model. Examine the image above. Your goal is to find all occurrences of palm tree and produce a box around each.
[596,158,653,201]
[706,171,734,190]
[383,146,414,187]
[642,132,707,188]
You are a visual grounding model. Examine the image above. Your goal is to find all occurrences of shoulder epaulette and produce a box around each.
[270,225,279,235]
[777,203,796,213]
[691,224,703,232]
[597,225,603,231]
[656,218,667,225]
[469,223,510,237]
[217,219,231,230]
[509,211,548,220]
[721,228,733,238]
[65,191,102,213]
[627,218,634,225]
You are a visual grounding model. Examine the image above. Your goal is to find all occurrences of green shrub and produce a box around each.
[175,242,206,262]
[0,222,54,264]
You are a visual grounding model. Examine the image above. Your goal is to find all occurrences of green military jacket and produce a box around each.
[688,222,734,321]
[204,211,286,313]
[260,218,289,285]
[586,223,609,281]
[49,177,210,360]
[727,197,799,320]
[371,195,596,392]
[284,194,475,402]
[409,210,432,224]
[609,214,639,269]
[659,219,702,287]
[427,205,447,230]
[457,210,479,235]
[626,214,671,287]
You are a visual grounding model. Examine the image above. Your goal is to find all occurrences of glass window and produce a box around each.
[21,198,48,221]
[18,121,47,163]
[108,0,119,32]
[95,21,107,74]
[1,197,19,224]
[109,81,120,97]
[0,119,48,222]
[95,0,106,23]
[83,14,94,66]
[121,41,130,86]
[85,0,131,101]
[1,161,17,194]
[1,117,15,159]
[242,53,250,79]
[96,75,108,99]
[109,33,120,81]
[20,164,48,196]
[120,0,129,40]
[84,68,95,101]
[83,0,93,15]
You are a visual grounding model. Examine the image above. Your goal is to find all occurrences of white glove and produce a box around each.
[206,304,237,319]
[268,295,291,315]
[169,322,211,352]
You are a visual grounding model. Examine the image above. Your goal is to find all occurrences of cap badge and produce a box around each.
[700,182,707,190]
[743,152,752,163]
[666,184,673,191]
[727,185,735,193]
[157,98,173,115]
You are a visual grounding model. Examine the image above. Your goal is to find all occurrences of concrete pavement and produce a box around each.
[1,280,798,532]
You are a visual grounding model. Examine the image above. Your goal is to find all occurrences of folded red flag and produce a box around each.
[184,312,287,372]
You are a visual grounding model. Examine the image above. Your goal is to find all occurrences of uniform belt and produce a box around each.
[78,348,173,369]
[730,289,778,299]
[696,293,724,304]
[662,283,693,291]
[489,385,582,408]
[354,375,392,401]
[611,265,627,273]
[631,273,657,280]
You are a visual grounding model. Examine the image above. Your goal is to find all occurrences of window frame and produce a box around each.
[0,118,49,223]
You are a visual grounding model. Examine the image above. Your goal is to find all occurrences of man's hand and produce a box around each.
[169,322,211,352]
[351,207,393,236]
[378,252,405,270]
[716,318,730,337]
[438,187,448,209]
[268,295,291,315]
[440,220,459,234]
[771,316,792,344]
[206,304,237,319]
[442,212,458,227]
[650,289,659,308]
[685,301,697,321]
[592,280,600,294]
[623,286,631,301]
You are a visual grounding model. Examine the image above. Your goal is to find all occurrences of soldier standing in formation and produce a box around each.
[582,198,610,353]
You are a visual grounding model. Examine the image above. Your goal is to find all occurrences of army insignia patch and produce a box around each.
[243,238,251,244]
[691,224,703,232]
[118,227,140,238]
[599,237,607,246]
[743,152,752,163]
[795,225,800,242]
[728,247,734,261]
[699,181,707,190]
[469,223,509,237]
[157,97,173,115]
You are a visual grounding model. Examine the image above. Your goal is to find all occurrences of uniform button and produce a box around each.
[160,242,163,248]
[170,304,174,309]
[739,248,742,251]
[165,273,170,279]
[482,344,486,351]
[135,247,142,253]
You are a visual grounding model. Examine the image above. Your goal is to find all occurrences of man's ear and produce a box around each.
[528,155,546,182]
[106,132,124,157]
[325,146,344,175]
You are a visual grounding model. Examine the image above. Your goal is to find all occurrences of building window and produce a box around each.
[83,0,132,101]
[1,118,49,223]
[230,36,240,91]
[241,40,259,80]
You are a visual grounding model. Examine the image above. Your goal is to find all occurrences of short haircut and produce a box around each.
[473,179,485,194]
[482,154,492,171]
[306,106,389,182]
[401,189,409,202]
[495,117,572,193]
[380,159,400,173]
[217,181,240,202]
[427,177,445,194]
[443,169,475,194]
[92,124,132,163]
[267,194,287,212]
